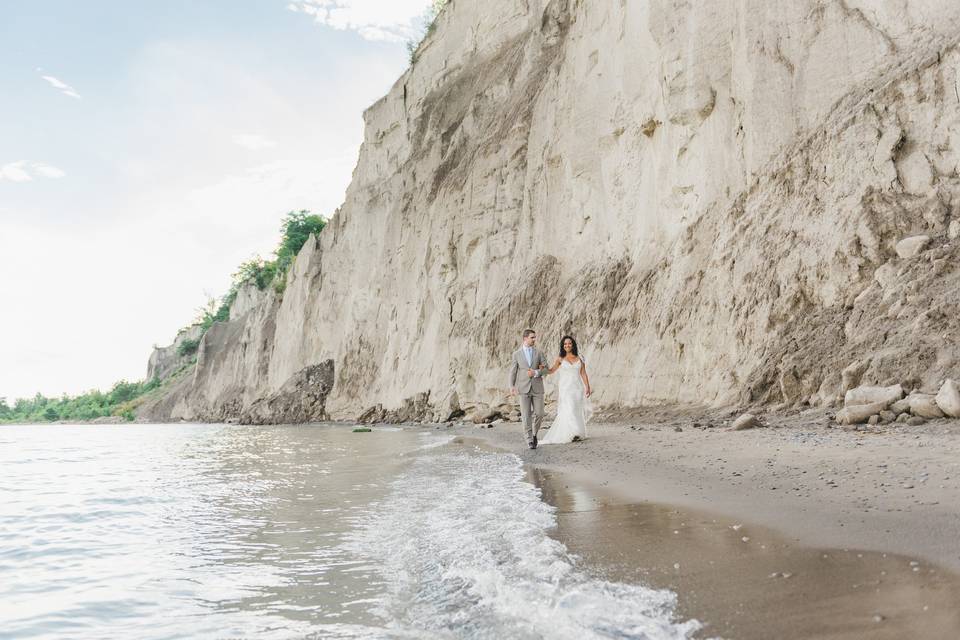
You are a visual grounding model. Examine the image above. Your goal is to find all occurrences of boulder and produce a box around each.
[841,361,870,393]
[948,220,960,240]
[843,384,903,408]
[815,373,840,407]
[731,413,760,430]
[890,398,911,415]
[879,410,896,424]
[873,262,898,290]
[896,412,910,423]
[935,379,960,418]
[895,235,931,259]
[473,407,503,424]
[779,368,803,404]
[835,401,889,426]
[868,414,880,425]
[907,416,927,426]
[908,393,945,419]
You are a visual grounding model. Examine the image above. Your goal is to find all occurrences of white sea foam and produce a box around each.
[346,450,703,639]
[405,432,457,453]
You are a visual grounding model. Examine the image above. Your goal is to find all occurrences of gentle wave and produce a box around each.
[2,425,703,639]
[346,449,703,640]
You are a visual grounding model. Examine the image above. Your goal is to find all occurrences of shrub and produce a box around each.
[275,210,326,274]
[108,380,141,405]
[176,338,200,357]
[407,0,448,65]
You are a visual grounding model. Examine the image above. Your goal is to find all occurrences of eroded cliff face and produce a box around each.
[146,324,204,382]
[140,0,960,424]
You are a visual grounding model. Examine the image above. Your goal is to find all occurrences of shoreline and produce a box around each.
[12,412,960,564]
[11,407,960,575]
[451,409,960,638]
[525,463,960,639]
[453,406,960,573]
[8,416,960,636]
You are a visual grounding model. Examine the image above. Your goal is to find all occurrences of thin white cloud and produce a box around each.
[40,74,82,99]
[0,162,33,182]
[31,162,67,178]
[0,161,66,182]
[233,133,278,150]
[288,0,436,43]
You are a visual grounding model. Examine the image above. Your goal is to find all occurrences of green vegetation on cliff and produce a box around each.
[194,210,327,330]
[2,211,326,424]
[407,0,448,65]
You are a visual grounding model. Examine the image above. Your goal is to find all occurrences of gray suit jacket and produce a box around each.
[509,346,549,395]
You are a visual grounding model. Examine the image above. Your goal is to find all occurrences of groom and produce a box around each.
[509,329,550,449]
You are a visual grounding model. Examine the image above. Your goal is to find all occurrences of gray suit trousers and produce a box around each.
[518,392,544,444]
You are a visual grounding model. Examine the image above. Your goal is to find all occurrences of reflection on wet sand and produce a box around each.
[528,466,960,640]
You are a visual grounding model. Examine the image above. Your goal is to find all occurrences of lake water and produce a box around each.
[0,423,700,639]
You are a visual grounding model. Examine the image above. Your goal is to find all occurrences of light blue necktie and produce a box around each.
[524,346,533,367]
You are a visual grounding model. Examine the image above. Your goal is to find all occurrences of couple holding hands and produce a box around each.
[508,329,593,449]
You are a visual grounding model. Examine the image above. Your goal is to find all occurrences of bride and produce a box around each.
[538,335,593,444]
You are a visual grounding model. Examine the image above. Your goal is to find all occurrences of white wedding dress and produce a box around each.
[538,359,593,444]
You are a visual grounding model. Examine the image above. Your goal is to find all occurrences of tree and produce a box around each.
[275,210,327,274]
[108,380,140,405]
[176,338,200,357]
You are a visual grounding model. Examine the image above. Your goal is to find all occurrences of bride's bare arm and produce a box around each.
[580,360,592,396]
[546,357,562,374]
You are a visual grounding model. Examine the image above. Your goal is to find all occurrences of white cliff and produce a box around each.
[141,0,960,424]
[146,324,204,382]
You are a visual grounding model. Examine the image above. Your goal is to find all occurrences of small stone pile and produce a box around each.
[834,379,960,426]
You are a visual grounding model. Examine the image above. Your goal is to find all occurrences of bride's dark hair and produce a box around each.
[558,335,579,358]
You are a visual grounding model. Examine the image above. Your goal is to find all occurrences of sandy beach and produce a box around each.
[452,406,960,638]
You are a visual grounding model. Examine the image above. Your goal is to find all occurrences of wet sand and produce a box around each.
[529,465,960,640]
[451,408,960,638]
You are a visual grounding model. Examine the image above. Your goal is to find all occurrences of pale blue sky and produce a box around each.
[0,1,434,401]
